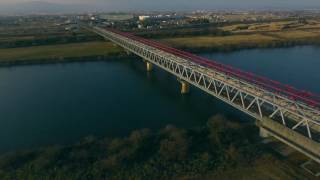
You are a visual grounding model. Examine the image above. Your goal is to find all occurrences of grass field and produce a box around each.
[269,30,320,39]
[1,29,319,65]
[0,28,103,48]
[0,41,124,64]
[1,19,320,65]
[161,34,277,48]
[208,155,316,180]
[160,29,320,51]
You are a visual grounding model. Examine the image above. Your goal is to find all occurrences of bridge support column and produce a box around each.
[125,50,131,55]
[260,127,270,138]
[145,61,153,72]
[180,80,190,94]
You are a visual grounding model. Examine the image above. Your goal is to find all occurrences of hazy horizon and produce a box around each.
[1,0,320,13]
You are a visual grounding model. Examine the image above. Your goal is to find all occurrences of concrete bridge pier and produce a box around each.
[145,61,153,72]
[260,127,270,138]
[180,80,190,94]
[125,50,131,55]
[91,27,320,164]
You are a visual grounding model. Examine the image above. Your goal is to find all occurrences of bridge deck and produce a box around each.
[89,26,320,163]
[109,29,320,108]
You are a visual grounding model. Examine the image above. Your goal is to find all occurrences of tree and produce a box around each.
[159,127,189,161]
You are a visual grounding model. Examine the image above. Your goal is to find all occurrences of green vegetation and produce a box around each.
[0,115,315,179]
[135,27,231,38]
[0,21,125,65]
[160,30,320,52]
[1,18,320,65]
[0,17,319,179]
[0,41,126,65]
[0,29,103,48]
[133,20,320,52]
[161,34,277,52]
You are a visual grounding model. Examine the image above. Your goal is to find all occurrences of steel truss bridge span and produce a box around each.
[91,26,320,163]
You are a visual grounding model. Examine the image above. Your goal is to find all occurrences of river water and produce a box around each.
[0,46,319,153]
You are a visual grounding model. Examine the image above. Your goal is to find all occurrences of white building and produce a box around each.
[139,16,150,21]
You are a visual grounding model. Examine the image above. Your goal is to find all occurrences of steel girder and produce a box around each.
[93,27,320,142]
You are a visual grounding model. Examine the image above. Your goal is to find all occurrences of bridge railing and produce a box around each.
[92,26,320,143]
[108,28,320,109]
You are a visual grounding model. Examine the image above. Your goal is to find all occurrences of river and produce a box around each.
[0,46,319,153]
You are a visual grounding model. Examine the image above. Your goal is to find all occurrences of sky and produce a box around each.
[1,0,320,11]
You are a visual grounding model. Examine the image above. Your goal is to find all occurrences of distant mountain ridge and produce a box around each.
[0,1,93,14]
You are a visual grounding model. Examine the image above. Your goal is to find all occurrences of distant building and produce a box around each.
[65,25,77,31]
[99,14,134,21]
[139,16,150,21]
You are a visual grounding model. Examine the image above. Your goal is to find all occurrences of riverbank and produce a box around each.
[0,115,315,179]
[159,30,320,53]
[0,41,135,66]
[1,28,320,66]
[2,17,320,66]
[137,19,320,53]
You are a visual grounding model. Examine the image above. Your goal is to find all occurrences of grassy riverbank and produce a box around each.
[0,22,102,48]
[1,31,319,66]
[1,19,320,66]
[0,41,127,66]
[133,20,320,52]
[0,115,315,179]
[160,30,320,52]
